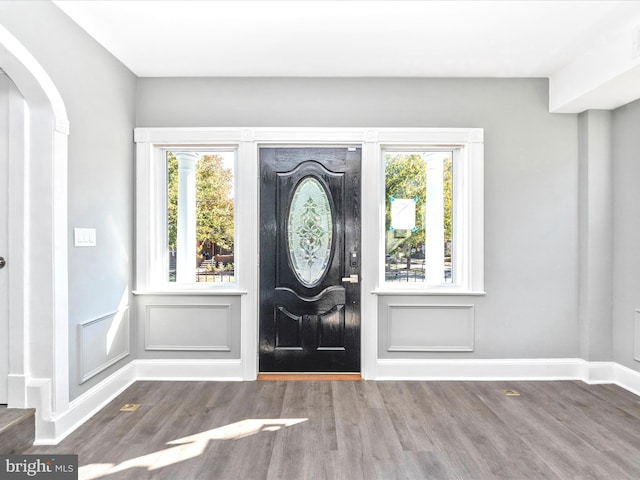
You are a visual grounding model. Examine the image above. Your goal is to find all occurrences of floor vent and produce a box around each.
[502,389,521,397]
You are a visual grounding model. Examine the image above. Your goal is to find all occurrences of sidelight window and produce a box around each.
[380,138,483,294]
[166,150,235,284]
[384,151,453,285]
[134,127,483,296]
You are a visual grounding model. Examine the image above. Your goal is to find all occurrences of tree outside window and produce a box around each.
[384,151,453,284]
[167,151,235,282]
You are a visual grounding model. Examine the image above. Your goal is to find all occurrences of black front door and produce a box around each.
[259,147,361,372]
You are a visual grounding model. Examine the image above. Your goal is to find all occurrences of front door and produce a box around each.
[259,147,361,372]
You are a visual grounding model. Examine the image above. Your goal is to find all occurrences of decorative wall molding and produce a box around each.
[26,377,54,443]
[78,309,130,383]
[634,309,640,362]
[364,129,378,142]
[386,304,474,352]
[240,128,254,141]
[470,129,484,143]
[145,304,232,351]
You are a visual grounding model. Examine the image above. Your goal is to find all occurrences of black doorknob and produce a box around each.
[0,257,5,269]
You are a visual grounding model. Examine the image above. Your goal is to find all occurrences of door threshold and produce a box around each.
[257,373,362,381]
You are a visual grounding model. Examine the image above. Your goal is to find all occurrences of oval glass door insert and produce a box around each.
[287,177,333,287]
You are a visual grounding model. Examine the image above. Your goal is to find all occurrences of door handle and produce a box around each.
[341,274,358,284]
[0,257,5,269]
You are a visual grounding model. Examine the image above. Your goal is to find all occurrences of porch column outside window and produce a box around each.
[424,152,445,284]
[175,152,199,282]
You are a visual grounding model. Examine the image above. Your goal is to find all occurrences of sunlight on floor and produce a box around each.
[78,418,307,480]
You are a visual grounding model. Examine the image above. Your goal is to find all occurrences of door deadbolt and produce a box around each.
[0,257,5,269]
[341,274,358,284]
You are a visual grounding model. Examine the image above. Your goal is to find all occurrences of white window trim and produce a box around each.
[134,130,246,294]
[133,127,484,380]
[373,129,485,295]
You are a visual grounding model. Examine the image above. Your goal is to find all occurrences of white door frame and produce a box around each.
[134,127,381,380]
[0,25,69,435]
[0,72,10,404]
[0,72,24,404]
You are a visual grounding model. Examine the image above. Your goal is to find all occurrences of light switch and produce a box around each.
[74,228,97,247]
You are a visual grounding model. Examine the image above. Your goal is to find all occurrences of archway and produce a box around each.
[0,25,69,436]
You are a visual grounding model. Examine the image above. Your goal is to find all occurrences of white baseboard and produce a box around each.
[33,362,136,445]
[581,361,616,384]
[33,358,242,445]
[135,358,243,381]
[33,357,640,445]
[612,363,640,397]
[26,378,54,443]
[375,358,589,381]
[374,358,640,397]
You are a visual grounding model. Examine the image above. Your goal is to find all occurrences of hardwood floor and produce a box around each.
[28,380,640,479]
[0,406,35,453]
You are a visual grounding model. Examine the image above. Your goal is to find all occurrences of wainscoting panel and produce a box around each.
[145,304,232,351]
[634,309,640,362]
[78,308,130,383]
[386,304,474,352]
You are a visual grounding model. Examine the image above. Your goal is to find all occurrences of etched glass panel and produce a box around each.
[287,177,333,287]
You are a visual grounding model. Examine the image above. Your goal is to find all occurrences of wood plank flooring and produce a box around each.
[28,380,640,479]
[0,406,35,453]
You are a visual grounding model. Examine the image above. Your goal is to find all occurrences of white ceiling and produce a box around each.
[52,0,640,111]
[52,0,638,77]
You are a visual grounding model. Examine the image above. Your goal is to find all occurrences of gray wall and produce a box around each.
[1,0,635,397]
[138,77,580,359]
[0,1,137,399]
[578,110,613,362]
[612,98,640,372]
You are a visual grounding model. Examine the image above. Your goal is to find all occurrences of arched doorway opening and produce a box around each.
[0,25,69,436]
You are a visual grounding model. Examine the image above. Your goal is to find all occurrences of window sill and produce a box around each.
[372,288,486,296]
[133,288,248,296]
